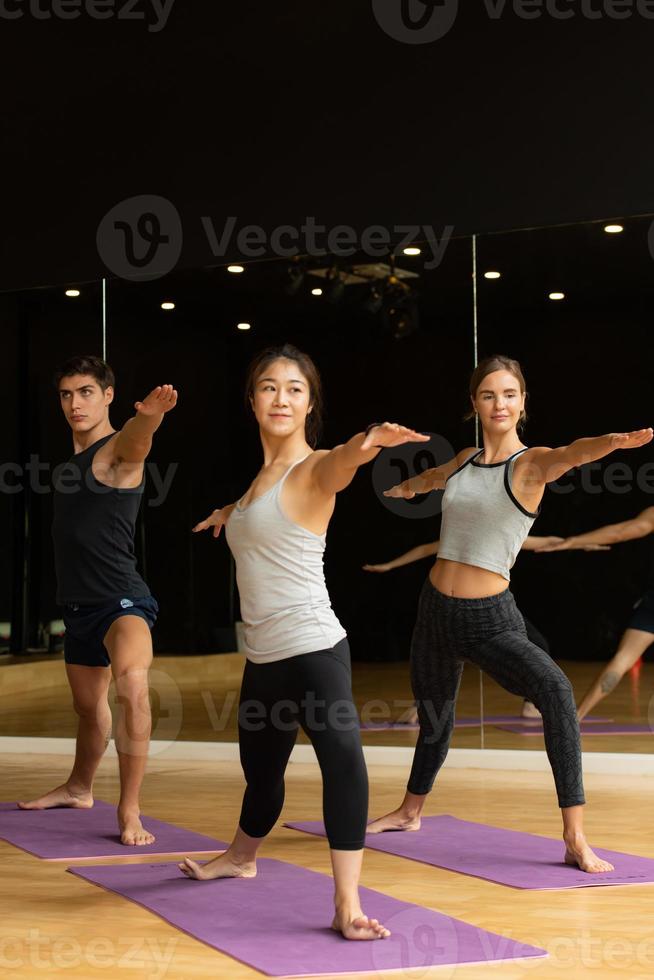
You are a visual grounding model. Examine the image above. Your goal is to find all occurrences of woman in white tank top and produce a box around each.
[179,343,428,941]
[367,354,651,876]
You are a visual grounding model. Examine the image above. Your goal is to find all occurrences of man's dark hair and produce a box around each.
[53,355,115,392]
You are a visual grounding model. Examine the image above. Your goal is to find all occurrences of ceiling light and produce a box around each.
[311,288,323,296]
[65,289,80,297]
[548,292,565,301]
[484,271,501,280]
[604,224,623,234]
[161,301,175,310]
[403,247,421,256]
[227,265,245,273]
[237,322,251,331]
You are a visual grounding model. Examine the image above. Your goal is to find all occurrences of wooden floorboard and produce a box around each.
[1,754,653,979]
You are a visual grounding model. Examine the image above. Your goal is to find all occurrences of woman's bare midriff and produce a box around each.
[429,557,509,598]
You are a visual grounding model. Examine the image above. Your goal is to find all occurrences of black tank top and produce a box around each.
[51,433,150,604]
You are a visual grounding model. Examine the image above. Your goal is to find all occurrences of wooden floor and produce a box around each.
[1,752,653,979]
[1,654,652,754]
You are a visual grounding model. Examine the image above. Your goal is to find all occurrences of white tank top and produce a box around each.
[437,447,539,582]
[224,456,346,663]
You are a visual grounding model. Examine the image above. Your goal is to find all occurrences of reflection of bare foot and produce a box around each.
[564,834,614,873]
[178,852,257,881]
[332,907,390,940]
[521,700,542,719]
[118,807,155,846]
[18,783,94,810]
[367,809,421,834]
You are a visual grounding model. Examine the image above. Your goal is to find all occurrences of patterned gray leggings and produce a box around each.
[408,579,585,808]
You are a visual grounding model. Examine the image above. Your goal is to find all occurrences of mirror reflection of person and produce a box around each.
[19,356,177,847]
[363,535,609,722]
[366,353,652,874]
[536,508,654,720]
[180,343,429,941]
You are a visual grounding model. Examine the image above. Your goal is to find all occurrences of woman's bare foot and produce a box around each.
[332,907,390,940]
[521,700,542,719]
[564,834,615,873]
[178,852,257,881]
[18,783,94,810]
[367,809,421,834]
[118,806,155,846]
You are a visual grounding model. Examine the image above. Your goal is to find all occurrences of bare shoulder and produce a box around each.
[456,446,479,464]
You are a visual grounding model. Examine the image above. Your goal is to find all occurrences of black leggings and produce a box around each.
[237,637,368,850]
[408,579,585,809]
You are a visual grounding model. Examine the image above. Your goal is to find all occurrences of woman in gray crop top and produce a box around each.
[367,354,652,876]
[180,343,429,941]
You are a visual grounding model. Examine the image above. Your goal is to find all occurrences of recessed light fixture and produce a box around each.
[484,271,501,280]
[161,302,175,310]
[227,265,245,273]
[65,289,80,297]
[549,292,565,301]
[311,288,323,296]
[604,224,623,234]
[403,247,421,256]
[237,322,251,331]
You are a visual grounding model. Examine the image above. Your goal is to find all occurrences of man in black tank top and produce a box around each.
[19,355,178,847]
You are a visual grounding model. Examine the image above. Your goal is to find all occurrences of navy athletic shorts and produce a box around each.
[62,595,159,667]
[627,591,654,635]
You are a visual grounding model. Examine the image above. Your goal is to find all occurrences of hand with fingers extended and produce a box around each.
[384,482,418,499]
[193,508,229,539]
[360,422,430,452]
[608,428,653,450]
[135,384,178,417]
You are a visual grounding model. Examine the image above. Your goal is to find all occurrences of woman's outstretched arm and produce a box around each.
[309,422,430,497]
[522,429,653,485]
[363,534,565,571]
[192,502,237,538]
[383,446,478,499]
[535,507,654,552]
[363,541,439,572]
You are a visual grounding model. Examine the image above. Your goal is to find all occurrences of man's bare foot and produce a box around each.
[332,908,390,940]
[178,852,257,881]
[367,809,421,834]
[564,834,615,873]
[18,783,94,810]
[118,807,155,846]
[521,700,542,720]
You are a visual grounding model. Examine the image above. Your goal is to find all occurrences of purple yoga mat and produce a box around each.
[285,815,654,890]
[495,722,651,736]
[0,801,225,861]
[69,859,547,976]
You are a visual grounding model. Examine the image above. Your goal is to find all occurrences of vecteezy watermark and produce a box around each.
[0,930,177,979]
[372,0,654,44]
[96,195,183,280]
[372,0,460,44]
[0,0,176,31]
[371,432,454,520]
[96,194,454,280]
[0,456,178,507]
[200,217,453,271]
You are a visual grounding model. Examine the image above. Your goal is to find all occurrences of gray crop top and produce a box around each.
[437,447,539,582]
